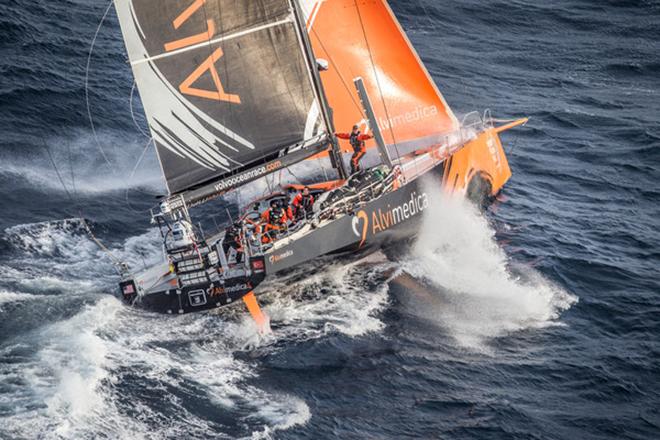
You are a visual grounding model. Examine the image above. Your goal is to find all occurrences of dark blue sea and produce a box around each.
[1,0,659,438]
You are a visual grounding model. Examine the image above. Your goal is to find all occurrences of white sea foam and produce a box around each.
[261,254,391,342]
[0,131,164,194]
[0,290,44,306]
[3,219,164,287]
[2,295,313,439]
[402,184,577,350]
[1,217,313,438]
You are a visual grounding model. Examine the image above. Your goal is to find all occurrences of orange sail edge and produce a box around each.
[242,291,270,334]
[309,0,459,153]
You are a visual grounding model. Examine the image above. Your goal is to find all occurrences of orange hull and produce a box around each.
[442,127,514,196]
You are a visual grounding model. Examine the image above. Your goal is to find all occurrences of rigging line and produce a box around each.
[80,217,124,275]
[66,138,78,208]
[85,0,117,174]
[41,138,74,204]
[353,0,403,162]
[235,188,241,219]
[124,137,160,214]
[42,138,125,272]
[130,81,150,138]
[265,174,274,195]
[307,26,365,118]
[286,166,303,185]
[289,0,325,126]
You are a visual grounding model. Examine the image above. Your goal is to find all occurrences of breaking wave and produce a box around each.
[402,185,578,350]
[1,297,312,440]
[260,251,392,342]
[0,219,315,439]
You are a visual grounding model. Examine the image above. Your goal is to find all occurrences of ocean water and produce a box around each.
[1,0,659,439]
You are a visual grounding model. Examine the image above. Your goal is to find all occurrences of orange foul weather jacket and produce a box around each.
[335,131,373,173]
[292,193,315,217]
[260,207,291,243]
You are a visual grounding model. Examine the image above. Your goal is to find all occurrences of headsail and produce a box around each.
[302,0,460,155]
[114,0,328,194]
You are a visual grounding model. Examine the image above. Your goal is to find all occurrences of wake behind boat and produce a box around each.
[111,0,526,324]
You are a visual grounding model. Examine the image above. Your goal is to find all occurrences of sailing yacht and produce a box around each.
[112,0,526,324]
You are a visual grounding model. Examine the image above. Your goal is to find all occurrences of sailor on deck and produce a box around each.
[260,200,290,244]
[335,125,373,174]
[222,221,243,264]
[292,186,315,221]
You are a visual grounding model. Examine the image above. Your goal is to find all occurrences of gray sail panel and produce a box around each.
[114,0,326,194]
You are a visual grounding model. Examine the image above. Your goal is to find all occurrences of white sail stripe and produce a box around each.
[131,17,293,67]
[156,129,216,170]
[153,132,185,158]
[142,60,248,165]
[304,99,320,140]
[305,0,325,31]
[212,133,239,153]
[154,131,212,168]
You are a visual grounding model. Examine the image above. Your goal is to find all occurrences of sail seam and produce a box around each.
[131,17,293,66]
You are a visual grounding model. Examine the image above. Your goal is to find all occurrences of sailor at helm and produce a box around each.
[260,200,290,244]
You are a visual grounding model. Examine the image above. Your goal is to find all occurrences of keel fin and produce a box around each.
[242,291,269,333]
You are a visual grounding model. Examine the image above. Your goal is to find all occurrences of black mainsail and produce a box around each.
[114,0,331,199]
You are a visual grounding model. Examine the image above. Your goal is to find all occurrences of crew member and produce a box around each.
[260,200,289,243]
[222,221,243,264]
[335,125,373,174]
[292,186,315,221]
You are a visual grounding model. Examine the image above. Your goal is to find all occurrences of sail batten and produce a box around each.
[114,0,329,195]
[131,17,294,67]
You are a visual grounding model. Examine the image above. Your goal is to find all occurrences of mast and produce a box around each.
[290,0,348,180]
